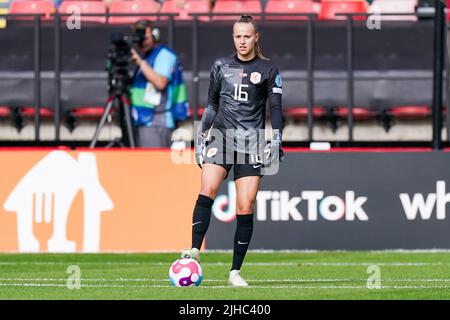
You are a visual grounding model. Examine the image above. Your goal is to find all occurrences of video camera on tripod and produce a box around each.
[91,21,162,148]
[106,29,146,95]
[90,28,147,149]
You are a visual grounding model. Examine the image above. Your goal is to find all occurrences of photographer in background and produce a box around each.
[130,19,188,148]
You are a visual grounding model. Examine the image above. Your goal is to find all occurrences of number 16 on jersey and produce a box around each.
[233,84,249,102]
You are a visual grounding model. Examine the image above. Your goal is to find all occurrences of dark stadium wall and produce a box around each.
[0,21,435,111]
[207,151,450,250]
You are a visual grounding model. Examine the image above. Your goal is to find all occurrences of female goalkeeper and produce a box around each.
[182,15,284,287]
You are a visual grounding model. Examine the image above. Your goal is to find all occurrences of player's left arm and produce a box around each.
[265,64,284,162]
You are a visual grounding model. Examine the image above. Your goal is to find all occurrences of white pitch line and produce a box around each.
[0,278,353,283]
[0,262,447,266]
[0,283,450,290]
[3,278,450,283]
[301,262,446,266]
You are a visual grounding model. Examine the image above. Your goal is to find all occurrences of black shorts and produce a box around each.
[203,143,264,181]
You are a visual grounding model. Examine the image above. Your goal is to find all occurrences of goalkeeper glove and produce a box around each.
[195,132,206,168]
[264,129,284,165]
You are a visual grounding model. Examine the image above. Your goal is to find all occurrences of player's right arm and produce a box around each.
[195,60,222,166]
[200,60,221,135]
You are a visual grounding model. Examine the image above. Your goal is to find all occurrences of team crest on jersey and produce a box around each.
[207,147,218,158]
[250,72,262,84]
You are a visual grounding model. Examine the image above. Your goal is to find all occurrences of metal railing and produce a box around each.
[0,14,43,141]
[334,12,441,143]
[0,11,446,148]
[52,12,177,141]
[0,12,178,142]
[190,12,443,145]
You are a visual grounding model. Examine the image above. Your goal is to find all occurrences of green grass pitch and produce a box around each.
[1,251,450,299]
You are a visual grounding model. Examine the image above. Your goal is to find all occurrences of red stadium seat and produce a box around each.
[369,0,417,21]
[388,106,431,119]
[265,0,316,20]
[0,106,11,117]
[212,0,263,21]
[70,107,108,118]
[160,0,211,21]
[319,0,368,20]
[9,0,55,20]
[58,1,107,23]
[448,0,450,20]
[285,106,326,120]
[65,107,112,132]
[336,107,375,120]
[108,0,161,24]
[20,107,54,118]
[369,0,417,20]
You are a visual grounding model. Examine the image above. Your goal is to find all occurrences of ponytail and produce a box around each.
[255,42,265,60]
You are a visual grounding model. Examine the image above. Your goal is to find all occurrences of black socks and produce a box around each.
[192,195,254,271]
[231,214,254,271]
[191,194,214,250]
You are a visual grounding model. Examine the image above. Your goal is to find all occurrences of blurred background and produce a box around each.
[0,0,447,148]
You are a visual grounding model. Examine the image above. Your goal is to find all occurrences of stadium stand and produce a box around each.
[58,0,106,23]
[369,0,417,21]
[318,0,369,20]
[9,0,56,20]
[336,106,376,121]
[20,106,54,118]
[212,0,263,20]
[108,0,161,24]
[285,106,327,120]
[0,0,446,143]
[58,1,107,23]
[9,106,54,133]
[64,106,113,132]
[388,105,432,119]
[264,0,317,20]
[370,105,432,133]
[0,106,11,118]
[0,0,8,28]
[160,0,212,21]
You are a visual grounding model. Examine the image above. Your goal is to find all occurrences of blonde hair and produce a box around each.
[234,15,266,59]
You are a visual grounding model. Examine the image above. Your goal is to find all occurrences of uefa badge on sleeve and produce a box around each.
[275,74,282,87]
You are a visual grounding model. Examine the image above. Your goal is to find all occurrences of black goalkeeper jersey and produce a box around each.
[204,54,283,154]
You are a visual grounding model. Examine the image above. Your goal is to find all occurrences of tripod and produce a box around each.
[90,74,136,148]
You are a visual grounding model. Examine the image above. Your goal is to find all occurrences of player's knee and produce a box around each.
[237,206,253,214]
[199,187,218,199]
[237,200,256,214]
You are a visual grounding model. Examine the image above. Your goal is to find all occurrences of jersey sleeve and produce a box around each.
[267,64,283,133]
[207,60,221,110]
[152,48,177,80]
[200,60,222,134]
